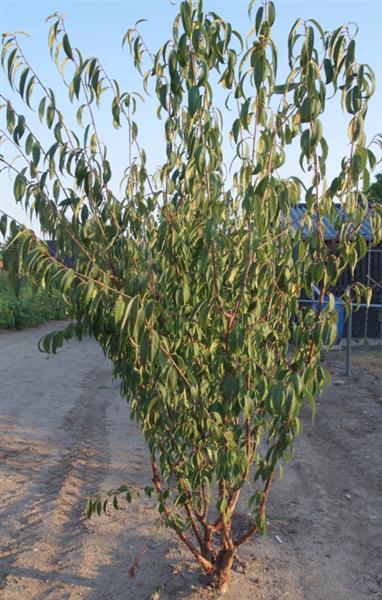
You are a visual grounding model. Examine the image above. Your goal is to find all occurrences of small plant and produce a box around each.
[1,0,381,590]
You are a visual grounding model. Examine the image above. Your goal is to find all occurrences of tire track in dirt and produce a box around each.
[266,358,382,600]
[0,325,114,599]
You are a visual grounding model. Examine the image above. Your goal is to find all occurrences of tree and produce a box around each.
[368,172,382,204]
[1,0,381,591]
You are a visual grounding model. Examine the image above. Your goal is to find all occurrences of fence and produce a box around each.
[344,303,382,376]
[299,298,382,377]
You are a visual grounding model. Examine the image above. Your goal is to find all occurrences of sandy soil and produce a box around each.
[0,323,381,600]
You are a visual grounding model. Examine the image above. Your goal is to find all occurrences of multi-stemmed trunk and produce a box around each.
[152,461,275,592]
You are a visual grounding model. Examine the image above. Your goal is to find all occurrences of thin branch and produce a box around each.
[234,469,275,547]
[151,461,214,573]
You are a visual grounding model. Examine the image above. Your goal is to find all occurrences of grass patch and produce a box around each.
[0,270,66,329]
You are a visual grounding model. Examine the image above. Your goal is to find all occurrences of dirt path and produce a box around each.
[0,324,381,599]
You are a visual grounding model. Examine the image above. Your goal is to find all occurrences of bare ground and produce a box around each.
[0,322,381,600]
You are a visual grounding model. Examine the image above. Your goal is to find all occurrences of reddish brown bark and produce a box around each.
[210,547,236,592]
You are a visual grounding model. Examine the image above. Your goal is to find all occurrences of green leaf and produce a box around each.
[273,82,299,95]
[25,133,33,155]
[0,214,7,237]
[18,67,29,98]
[51,330,64,354]
[150,330,160,362]
[25,76,36,108]
[13,173,26,201]
[81,203,89,222]
[86,499,93,519]
[6,102,16,133]
[180,1,192,36]
[38,332,54,354]
[121,295,139,330]
[323,58,333,84]
[188,86,200,117]
[254,54,265,91]
[76,104,85,128]
[72,73,81,99]
[32,143,41,166]
[38,97,46,123]
[62,34,73,59]
[103,160,111,184]
[46,104,55,128]
[267,2,276,27]
[255,6,264,35]
[61,269,75,292]
[114,295,125,325]
[53,179,60,202]
[7,48,17,85]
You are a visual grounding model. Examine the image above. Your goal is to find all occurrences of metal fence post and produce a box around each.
[346,306,352,377]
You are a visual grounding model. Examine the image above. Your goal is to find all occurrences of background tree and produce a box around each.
[367,172,382,204]
[1,0,381,591]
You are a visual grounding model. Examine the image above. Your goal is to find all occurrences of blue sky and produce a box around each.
[1,0,382,232]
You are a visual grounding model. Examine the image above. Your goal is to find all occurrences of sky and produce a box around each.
[1,0,382,235]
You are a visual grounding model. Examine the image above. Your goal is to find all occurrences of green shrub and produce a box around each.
[0,271,66,329]
[1,0,382,591]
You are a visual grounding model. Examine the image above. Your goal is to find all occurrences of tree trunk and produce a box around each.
[209,548,236,593]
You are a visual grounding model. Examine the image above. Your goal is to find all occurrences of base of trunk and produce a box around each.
[209,548,236,593]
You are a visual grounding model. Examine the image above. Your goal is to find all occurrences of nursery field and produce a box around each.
[0,323,381,600]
